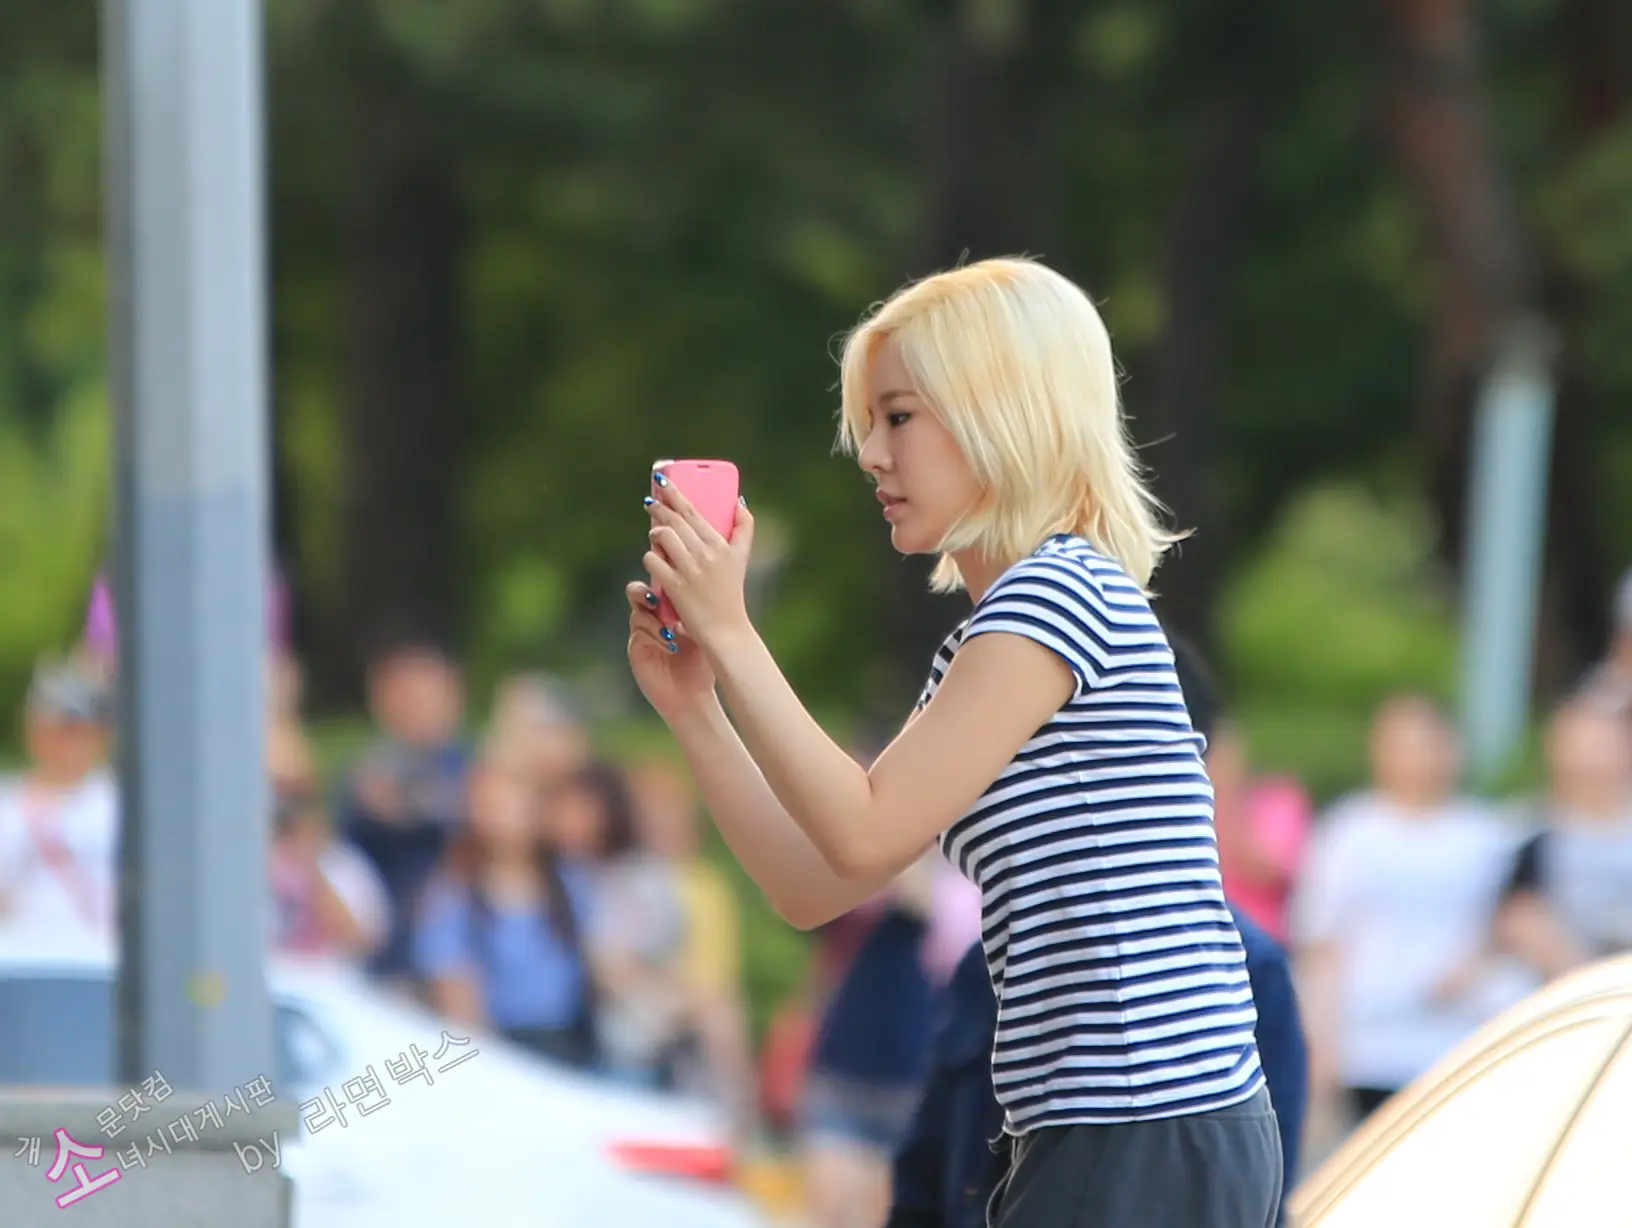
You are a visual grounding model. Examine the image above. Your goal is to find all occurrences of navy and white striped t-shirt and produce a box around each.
[920,534,1263,1132]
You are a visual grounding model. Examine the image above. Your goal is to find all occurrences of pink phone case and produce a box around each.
[651,460,740,628]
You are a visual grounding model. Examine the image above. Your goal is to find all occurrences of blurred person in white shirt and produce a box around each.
[1495,700,1632,977]
[0,662,119,934]
[1293,694,1531,1126]
[1577,568,1632,724]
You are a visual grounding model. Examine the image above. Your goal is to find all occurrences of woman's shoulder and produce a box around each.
[986,536,1152,619]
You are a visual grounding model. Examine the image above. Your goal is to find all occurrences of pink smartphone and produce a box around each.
[650,459,740,628]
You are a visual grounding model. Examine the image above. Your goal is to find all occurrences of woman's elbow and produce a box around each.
[773,887,854,932]
[770,874,875,932]
[817,829,897,883]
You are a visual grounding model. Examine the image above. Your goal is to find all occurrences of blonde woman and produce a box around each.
[626,258,1280,1227]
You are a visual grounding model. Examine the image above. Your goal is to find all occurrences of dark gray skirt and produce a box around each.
[989,1086,1284,1228]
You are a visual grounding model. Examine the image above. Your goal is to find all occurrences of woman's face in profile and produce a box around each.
[857,338,982,557]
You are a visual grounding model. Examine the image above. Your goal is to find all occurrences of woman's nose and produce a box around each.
[858,424,889,473]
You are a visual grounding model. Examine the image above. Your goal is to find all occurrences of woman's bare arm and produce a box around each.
[703,623,1072,881]
[668,694,904,929]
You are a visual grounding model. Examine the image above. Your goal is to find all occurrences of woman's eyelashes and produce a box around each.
[886,411,913,428]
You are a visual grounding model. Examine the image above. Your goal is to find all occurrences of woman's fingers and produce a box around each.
[625,580,661,614]
[647,498,712,556]
[628,597,666,637]
[647,525,692,572]
[627,586,680,654]
[630,623,674,653]
[650,474,726,548]
[644,549,680,594]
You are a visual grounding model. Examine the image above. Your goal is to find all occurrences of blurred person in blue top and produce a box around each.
[413,744,598,1068]
[546,760,690,1086]
[886,633,1310,1228]
[339,632,474,983]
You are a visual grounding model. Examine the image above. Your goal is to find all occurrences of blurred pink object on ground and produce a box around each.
[1225,774,1312,943]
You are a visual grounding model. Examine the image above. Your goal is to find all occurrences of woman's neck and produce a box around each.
[954,550,1007,606]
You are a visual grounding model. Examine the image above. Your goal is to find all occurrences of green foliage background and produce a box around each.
[0,0,1625,1026]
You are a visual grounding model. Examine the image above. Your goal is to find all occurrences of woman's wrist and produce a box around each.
[666,689,730,741]
[698,617,770,691]
[693,613,759,668]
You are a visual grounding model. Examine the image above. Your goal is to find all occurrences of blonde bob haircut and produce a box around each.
[836,256,1182,594]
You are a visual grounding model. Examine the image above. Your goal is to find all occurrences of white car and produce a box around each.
[0,929,764,1228]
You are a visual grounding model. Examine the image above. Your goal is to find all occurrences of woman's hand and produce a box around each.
[626,580,718,719]
[643,473,756,651]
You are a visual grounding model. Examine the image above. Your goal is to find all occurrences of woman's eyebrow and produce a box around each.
[877,389,917,406]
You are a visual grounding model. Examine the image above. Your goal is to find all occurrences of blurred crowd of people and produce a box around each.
[1,567,1630,1207]
[0,614,764,1140]
[1280,569,1632,1161]
[266,639,764,1103]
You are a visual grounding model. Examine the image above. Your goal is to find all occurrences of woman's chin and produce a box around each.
[888,525,938,556]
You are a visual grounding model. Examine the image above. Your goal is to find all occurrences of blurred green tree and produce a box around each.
[0,0,1628,779]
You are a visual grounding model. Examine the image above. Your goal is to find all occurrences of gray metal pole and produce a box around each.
[1459,318,1557,783]
[104,0,274,1093]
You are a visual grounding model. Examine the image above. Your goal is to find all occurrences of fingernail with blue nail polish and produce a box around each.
[739,495,748,508]
[643,496,657,508]
[653,472,669,487]
[645,591,659,606]
[661,627,675,641]
[666,641,679,654]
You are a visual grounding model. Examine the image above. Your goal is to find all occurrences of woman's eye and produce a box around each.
[887,412,912,428]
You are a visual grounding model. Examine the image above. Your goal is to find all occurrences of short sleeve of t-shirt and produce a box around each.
[411,878,474,978]
[961,551,1117,698]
